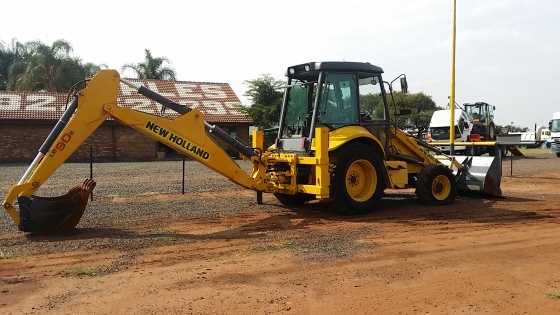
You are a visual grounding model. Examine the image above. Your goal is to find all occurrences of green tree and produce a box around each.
[3,39,102,92]
[12,40,73,91]
[122,49,176,80]
[0,39,29,90]
[361,91,440,136]
[498,124,527,134]
[243,74,284,129]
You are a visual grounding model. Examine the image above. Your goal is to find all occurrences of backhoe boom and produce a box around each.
[2,70,260,232]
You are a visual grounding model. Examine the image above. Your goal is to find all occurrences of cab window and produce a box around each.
[283,82,313,137]
[318,73,359,127]
[358,75,384,120]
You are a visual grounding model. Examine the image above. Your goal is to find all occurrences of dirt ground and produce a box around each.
[1,153,560,314]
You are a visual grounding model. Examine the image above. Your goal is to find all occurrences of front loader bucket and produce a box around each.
[439,155,502,197]
[17,179,95,234]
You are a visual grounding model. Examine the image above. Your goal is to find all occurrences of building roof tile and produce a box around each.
[0,78,252,124]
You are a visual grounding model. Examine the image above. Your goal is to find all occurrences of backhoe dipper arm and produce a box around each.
[2,70,259,232]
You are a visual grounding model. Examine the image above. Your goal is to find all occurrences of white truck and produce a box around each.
[509,126,550,148]
[427,109,472,153]
[550,112,560,157]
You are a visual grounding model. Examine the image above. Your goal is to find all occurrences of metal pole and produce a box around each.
[510,154,513,177]
[256,191,263,205]
[449,0,457,155]
[182,158,185,195]
[89,145,93,201]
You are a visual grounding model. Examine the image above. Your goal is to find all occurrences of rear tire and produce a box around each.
[332,143,385,215]
[274,193,312,207]
[556,152,560,158]
[416,165,456,205]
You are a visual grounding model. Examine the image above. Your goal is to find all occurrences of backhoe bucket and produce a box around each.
[439,155,502,197]
[17,179,95,234]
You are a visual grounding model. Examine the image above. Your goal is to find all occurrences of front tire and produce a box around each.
[416,165,456,205]
[332,143,385,214]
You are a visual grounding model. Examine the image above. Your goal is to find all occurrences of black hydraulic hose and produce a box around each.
[206,124,255,157]
[137,85,190,115]
[124,80,256,157]
[38,97,78,154]
[412,135,447,156]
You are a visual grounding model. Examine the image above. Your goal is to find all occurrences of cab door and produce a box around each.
[357,74,390,147]
[316,72,360,128]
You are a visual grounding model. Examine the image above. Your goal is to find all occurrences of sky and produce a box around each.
[2,0,559,127]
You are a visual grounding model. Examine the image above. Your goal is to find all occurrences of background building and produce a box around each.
[0,79,252,162]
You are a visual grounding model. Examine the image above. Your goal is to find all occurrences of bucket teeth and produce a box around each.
[18,179,96,234]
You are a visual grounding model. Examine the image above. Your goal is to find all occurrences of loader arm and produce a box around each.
[2,70,260,232]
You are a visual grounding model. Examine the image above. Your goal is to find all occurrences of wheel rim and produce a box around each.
[432,174,451,201]
[345,159,376,202]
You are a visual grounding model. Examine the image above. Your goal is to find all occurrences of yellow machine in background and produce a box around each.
[2,62,501,234]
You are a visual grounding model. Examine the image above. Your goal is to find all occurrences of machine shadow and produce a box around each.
[285,193,552,225]
[24,193,553,243]
[24,212,322,243]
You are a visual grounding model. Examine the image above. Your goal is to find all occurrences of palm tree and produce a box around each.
[11,40,78,91]
[0,39,29,90]
[1,39,105,92]
[122,49,176,80]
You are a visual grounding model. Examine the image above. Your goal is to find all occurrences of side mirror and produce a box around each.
[400,76,408,94]
[550,120,553,129]
[397,108,412,116]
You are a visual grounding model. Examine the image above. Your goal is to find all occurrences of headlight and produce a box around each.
[289,68,295,74]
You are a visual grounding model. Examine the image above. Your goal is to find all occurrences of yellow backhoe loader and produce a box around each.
[2,62,502,234]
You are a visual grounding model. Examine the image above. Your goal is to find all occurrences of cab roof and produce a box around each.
[287,61,384,81]
[464,102,490,107]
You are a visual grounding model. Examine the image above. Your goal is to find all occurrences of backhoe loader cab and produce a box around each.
[276,62,389,152]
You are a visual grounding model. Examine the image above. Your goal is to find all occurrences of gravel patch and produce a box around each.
[0,160,279,256]
[1,160,254,230]
[2,153,558,258]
